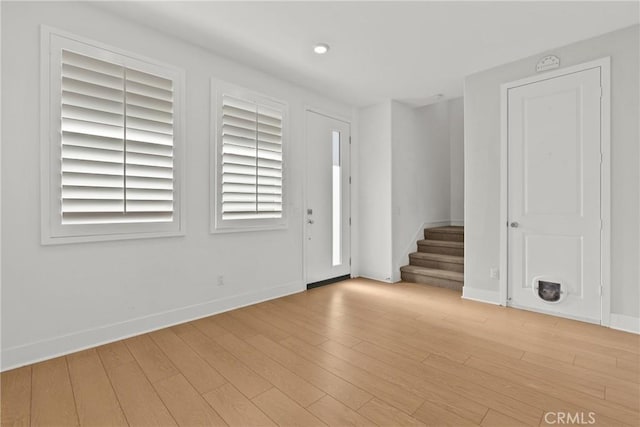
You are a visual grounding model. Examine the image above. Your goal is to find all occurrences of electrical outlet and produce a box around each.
[489,268,499,279]
[217,275,225,286]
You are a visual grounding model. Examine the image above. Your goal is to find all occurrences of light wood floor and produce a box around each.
[2,279,639,426]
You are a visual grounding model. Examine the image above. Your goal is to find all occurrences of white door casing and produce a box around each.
[305,110,351,285]
[504,62,609,324]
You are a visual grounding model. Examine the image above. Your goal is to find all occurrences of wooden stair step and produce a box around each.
[400,266,463,281]
[417,239,463,248]
[409,252,464,272]
[409,252,463,264]
[417,239,464,256]
[425,226,464,234]
[424,226,464,242]
[400,266,464,292]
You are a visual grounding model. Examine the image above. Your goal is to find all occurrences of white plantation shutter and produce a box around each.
[60,49,174,225]
[221,94,283,220]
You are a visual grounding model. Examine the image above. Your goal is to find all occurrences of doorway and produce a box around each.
[305,110,351,287]
[501,58,610,324]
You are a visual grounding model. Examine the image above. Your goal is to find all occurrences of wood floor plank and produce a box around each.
[247,334,373,410]
[262,300,361,347]
[319,339,488,424]
[476,349,604,398]
[521,351,633,391]
[95,341,135,372]
[415,306,577,365]
[203,383,277,427]
[280,336,425,414]
[481,409,528,427]
[466,355,639,426]
[528,317,640,354]
[172,322,225,353]
[245,303,329,345]
[193,316,236,339]
[616,356,640,373]
[212,332,326,407]
[228,308,291,342]
[269,299,425,361]
[1,366,31,427]
[252,387,326,427]
[574,352,640,382]
[153,374,227,426]
[149,327,226,393]
[124,334,179,383]
[412,399,480,426]
[212,312,260,339]
[172,322,273,398]
[424,353,619,424]
[31,357,79,426]
[66,349,127,426]
[352,340,542,426]
[605,384,640,412]
[358,398,426,427]
[105,360,178,427]
[307,395,376,426]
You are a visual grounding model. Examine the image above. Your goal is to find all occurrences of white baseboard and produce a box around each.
[450,220,464,226]
[1,281,303,371]
[610,313,640,334]
[358,273,395,284]
[462,286,501,305]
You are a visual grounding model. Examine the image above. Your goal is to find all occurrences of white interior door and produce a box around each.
[507,67,602,323]
[305,111,350,285]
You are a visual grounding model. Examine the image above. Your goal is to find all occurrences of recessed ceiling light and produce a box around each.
[314,43,330,55]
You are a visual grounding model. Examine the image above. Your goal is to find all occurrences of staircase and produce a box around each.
[400,226,464,292]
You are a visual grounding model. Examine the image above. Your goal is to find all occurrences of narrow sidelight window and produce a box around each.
[332,130,342,266]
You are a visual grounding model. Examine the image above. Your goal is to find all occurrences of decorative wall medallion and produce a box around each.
[536,55,560,72]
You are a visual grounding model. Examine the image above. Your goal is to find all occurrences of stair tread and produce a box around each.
[426,226,464,234]
[417,239,464,248]
[409,252,464,264]
[400,265,464,281]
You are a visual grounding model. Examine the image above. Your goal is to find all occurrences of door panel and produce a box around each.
[305,111,350,285]
[507,67,602,323]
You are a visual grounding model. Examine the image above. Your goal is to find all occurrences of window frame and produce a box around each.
[210,79,289,233]
[40,26,186,245]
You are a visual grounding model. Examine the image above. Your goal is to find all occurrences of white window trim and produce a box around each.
[210,79,289,233]
[40,26,186,245]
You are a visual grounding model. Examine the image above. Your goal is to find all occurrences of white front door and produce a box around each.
[305,111,351,285]
[507,67,602,323]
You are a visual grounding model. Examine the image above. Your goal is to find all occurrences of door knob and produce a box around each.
[510,222,519,228]
[307,219,314,224]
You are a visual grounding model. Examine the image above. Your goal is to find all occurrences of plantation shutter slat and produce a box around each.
[126,104,173,124]
[60,49,174,224]
[126,176,174,190]
[62,92,124,115]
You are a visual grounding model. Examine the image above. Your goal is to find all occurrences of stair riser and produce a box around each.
[418,245,464,257]
[424,230,464,242]
[400,272,463,292]
[409,257,464,273]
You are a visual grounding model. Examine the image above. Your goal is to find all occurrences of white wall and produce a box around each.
[448,98,464,224]
[390,101,453,280]
[464,25,639,322]
[357,102,393,281]
[1,1,354,370]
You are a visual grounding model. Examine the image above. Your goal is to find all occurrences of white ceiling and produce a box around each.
[100,1,639,107]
